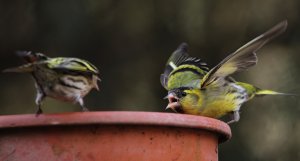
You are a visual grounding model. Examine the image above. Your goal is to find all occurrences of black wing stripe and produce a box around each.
[58,79,82,90]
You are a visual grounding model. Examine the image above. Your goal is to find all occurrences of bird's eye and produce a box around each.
[181,91,187,97]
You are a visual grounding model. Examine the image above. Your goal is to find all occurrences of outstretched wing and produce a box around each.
[46,57,99,75]
[200,20,288,88]
[160,42,209,90]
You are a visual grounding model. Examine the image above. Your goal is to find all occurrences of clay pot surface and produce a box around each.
[0,112,231,161]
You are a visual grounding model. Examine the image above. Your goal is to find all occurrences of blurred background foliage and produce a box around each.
[0,0,299,160]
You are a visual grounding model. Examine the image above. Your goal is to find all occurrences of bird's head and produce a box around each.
[16,51,49,63]
[166,87,201,113]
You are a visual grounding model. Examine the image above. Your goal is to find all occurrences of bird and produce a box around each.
[160,20,289,124]
[3,51,100,116]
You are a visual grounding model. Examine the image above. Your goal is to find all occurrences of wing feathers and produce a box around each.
[201,20,287,88]
[161,43,190,88]
[161,42,209,89]
[46,58,99,75]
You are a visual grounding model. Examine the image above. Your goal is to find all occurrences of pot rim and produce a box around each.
[0,111,231,143]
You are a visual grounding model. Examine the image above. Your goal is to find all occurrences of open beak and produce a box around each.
[93,75,101,91]
[165,93,181,112]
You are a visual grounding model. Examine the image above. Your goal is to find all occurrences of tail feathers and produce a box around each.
[2,64,34,73]
[255,89,296,96]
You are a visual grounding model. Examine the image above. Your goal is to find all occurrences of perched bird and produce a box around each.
[3,51,100,115]
[161,20,289,124]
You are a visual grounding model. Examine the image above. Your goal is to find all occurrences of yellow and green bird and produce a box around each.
[161,20,289,124]
[3,51,100,115]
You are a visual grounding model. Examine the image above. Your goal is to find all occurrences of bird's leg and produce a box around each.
[227,110,240,124]
[77,97,89,112]
[35,90,45,116]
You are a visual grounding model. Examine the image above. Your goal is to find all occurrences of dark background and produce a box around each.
[0,0,299,160]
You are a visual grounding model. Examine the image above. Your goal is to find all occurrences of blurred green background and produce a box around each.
[0,0,299,160]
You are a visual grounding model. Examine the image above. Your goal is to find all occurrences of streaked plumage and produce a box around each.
[3,51,100,115]
[161,20,289,124]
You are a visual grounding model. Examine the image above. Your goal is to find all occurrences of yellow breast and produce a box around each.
[180,89,242,118]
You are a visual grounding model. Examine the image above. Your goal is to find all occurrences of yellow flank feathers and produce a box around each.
[178,88,242,118]
[200,98,236,118]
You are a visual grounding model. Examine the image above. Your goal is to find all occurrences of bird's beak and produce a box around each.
[165,93,181,112]
[94,83,100,91]
[93,75,101,91]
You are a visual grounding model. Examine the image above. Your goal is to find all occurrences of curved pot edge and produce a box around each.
[0,111,231,143]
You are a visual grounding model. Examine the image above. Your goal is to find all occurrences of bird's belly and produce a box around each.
[199,99,238,118]
[197,84,247,118]
[43,78,92,103]
[202,95,246,119]
[31,63,97,104]
[45,85,91,103]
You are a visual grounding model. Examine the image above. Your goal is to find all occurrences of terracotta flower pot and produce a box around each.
[0,112,231,161]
